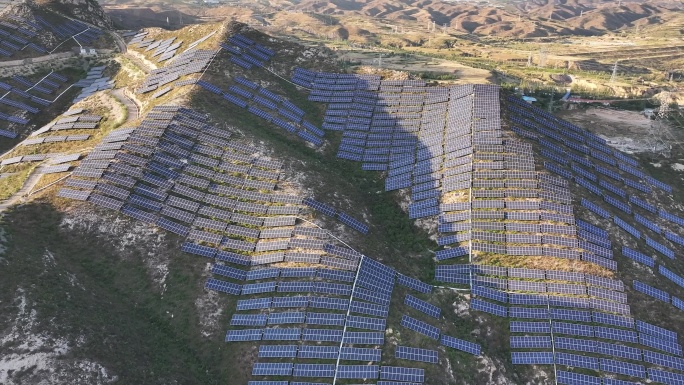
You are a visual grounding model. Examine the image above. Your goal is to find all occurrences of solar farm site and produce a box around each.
[0,4,683,385]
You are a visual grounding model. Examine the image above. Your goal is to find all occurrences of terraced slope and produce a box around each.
[4,21,684,385]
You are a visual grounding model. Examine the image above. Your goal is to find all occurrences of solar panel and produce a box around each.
[337,365,379,379]
[262,328,301,341]
[231,313,267,326]
[510,336,553,349]
[555,371,601,385]
[292,364,336,378]
[347,315,386,331]
[297,346,339,360]
[268,311,306,324]
[634,280,670,303]
[379,366,423,383]
[594,326,638,343]
[340,347,382,362]
[251,362,293,376]
[555,352,599,370]
[640,333,683,356]
[441,335,481,355]
[349,300,389,318]
[644,349,684,371]
[242,282,277,295]
[511,351,554,365]
[225,328,262,342]
[600,358,645,378]
[271,295,308,308]
[237,297,272,311]
[404,294,441,318]
[637,320,678,342]
[509,321,551,334]
[648,368,684,385]
[205,278,241,295]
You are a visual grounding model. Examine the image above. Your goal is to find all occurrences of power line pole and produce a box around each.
[548,88,555,113]
[527,52,532,67]
[610,60,619,83]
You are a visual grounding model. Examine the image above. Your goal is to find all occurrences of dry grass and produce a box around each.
[477,254,614,278]
[0,164,34,200]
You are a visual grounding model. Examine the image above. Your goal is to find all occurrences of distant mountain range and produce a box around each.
[286,0,683,37]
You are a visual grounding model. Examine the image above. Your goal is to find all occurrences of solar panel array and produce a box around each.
[0,14,99,59]
[220,33,275,70]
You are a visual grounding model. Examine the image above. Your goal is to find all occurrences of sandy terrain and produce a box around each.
[557,107,681,154]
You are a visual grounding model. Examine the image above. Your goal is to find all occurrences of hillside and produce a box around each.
[2,9,684,385]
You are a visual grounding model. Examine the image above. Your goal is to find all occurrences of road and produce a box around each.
[111,88,139,122]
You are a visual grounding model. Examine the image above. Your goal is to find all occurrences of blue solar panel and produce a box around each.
[509,321,551,334]
[555,337,597,353]
[397,274,432,293]
[349,300,389,318]
[553,322,594,337]
[511,351,554,365]
[262,327,301,341]
[551,308,592,322]
[594,326,638,343]
[297,345,339,360]
[644,349,684,371]
[252,362,293,376]
[614,216,641,239]
[646,236,675,259]
[471,298,507,317]
[343,331,384,345]
[648,368,684,385]
[404,294,441,318]
[340,347,382,362]
[292,364,336,378]
[622,246,655,267]
[205,278,241,295]
[441,334,481,355]
[268,311,306,324]
[640,333,683,356]
[634,280,670,303]
[473,285,508,303]
[225,328,262,342]
[629,195,657,213]
[309,297,349,311]
[301,328,343,342]
[305,312,345,326]
[237,297,272,310]
[556,371,601,385]
[555,352,599,370]
[242,282,277,295]
[509,307,548,319]
[660,266,684,291]
[231,313,267,326]
[600,358,645,378]
[379,366,423,383]
[596,341,642,360]
[637,320,679,342]
[258,344,298,358]
[576,219,608,238]
[337,365,379,379]
[580,198,612,219]
[272,295,309,308]
[603,379,641,385]
[510,336,552,349]
[347,315,386,331]
[401,315,440,339]
[395,346,438,363]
